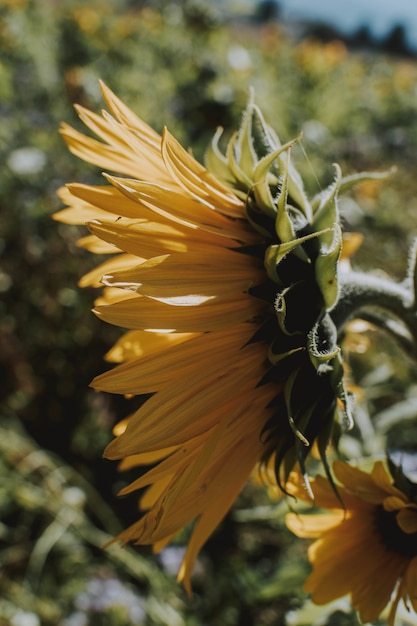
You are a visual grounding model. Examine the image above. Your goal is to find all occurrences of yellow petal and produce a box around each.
[54,186,111,224]
[286,512,343,538]
[383,495,408,512]
[105,176,258,243]
[99,81,162,144]
[86,217,232,258]
[94,287,138,306]
[397,507,417,534]
[94,289,264,332]
[351,551,406,624]
[104,329,197,363]
[67,183,152,220]
[80,254,145,288]
[71,104,172,185]
[93,323,256,395]
[61,123,150,179]
[104,341,272,457]
[333,460,387,503]
[286,468,350,510]
[118,433,209,496]
[77,234,120,254]
[178,423,268,592]
[371,460,404,498]
[114,385,275,591]
[118,446,178,470]
[103,250,263,298]
[161,128,245,218]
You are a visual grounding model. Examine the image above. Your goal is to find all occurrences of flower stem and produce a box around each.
[332,270,417,355]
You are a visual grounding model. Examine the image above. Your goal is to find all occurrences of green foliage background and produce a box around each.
[2,0,417,624]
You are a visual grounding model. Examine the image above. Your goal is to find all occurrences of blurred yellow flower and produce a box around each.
[295,39,347,75]
[286,460,417,625]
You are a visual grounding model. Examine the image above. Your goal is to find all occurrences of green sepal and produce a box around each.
[250,105,311,221]
[285,383,323,501]
[338,166,396,196]
[307,314,340,371]
[315,223,342,310]
[275,283,311,336]
[324,345,354,432]
[268,343,304,366]
[245,199,275,239]
[316,409,345,509]
[226,131,253,189]
[277,447,315,502]
[275,150,311,264]
[293,402,321,487]
[307,315,353,437]
[204,127,234,187]
[335,371,354,432]
[275,148,293,242]
[283,369,311,448]
[272,444,297,495]
[277,141,312,222]
[264,227,331,283]
[252,135,301,218]
[312,164,341,247]
[274,285,291,335]
[251,103,281,156]
[235,88,258,177]
[278,447,298,489]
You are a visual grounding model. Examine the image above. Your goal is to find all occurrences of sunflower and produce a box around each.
[56,82,379,589]
[286,459,417,624]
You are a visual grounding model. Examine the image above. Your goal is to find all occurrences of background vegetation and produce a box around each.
[2,0,417,624]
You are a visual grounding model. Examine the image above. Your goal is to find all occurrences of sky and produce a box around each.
[277,0,417,48]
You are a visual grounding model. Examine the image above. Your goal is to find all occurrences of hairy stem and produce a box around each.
[332,270,417,354]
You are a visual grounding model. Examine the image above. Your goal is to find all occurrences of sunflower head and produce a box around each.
[56,83,389,586]
[286,458,417,625]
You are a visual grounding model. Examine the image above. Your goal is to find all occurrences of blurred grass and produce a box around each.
[2,0,417,624]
